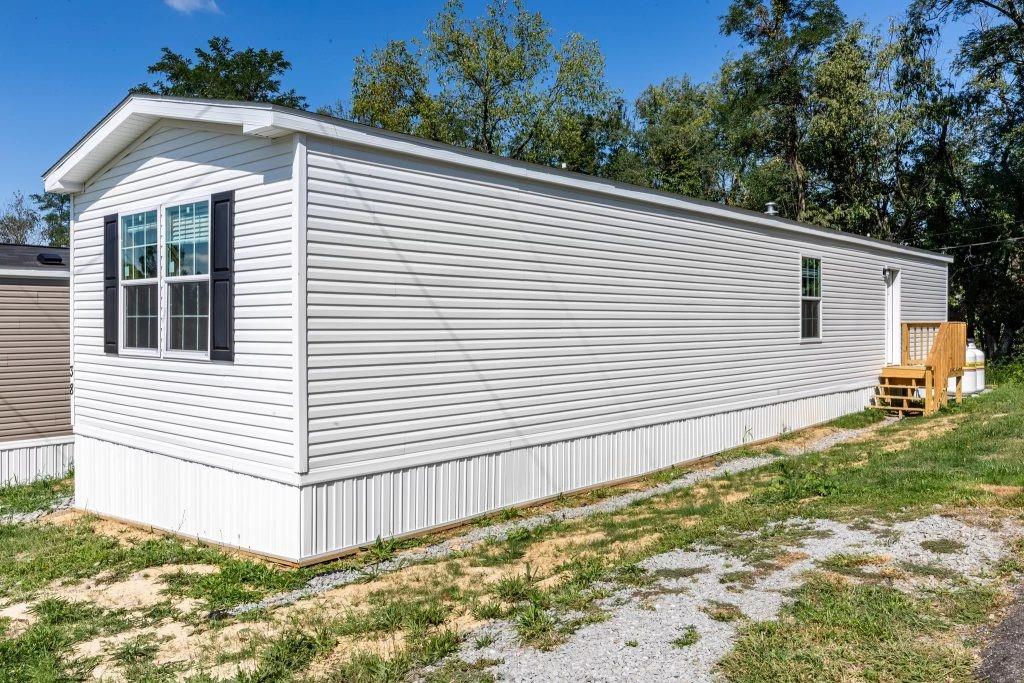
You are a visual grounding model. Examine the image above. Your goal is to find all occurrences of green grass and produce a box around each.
[818,553,889,578]
[0,476,73,516]
[670,625,700,648]
[718,576,987,682]
[826,407,886,430]
[920,538,967,554]
[3,382,1024,681]
[0,598,137,682]
[702,601,745,622]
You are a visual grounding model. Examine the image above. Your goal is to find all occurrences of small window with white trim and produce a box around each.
[801,256,822,339]
[120,210,159,350]
[164,201,210,353]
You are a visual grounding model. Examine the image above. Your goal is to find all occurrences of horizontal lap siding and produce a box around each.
[0,279,71,442]
[304,139,948,475]
[72,126,296,474]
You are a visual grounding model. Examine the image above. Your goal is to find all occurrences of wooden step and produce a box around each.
[874,394,925,402]
[880,366,929,379]
[871,400,924,414]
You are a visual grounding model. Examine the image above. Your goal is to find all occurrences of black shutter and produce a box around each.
[103,214,119,354]
[210,191,235,361]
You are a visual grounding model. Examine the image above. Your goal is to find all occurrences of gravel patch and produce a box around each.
[458,514,1021,682]
[0,495,73,525]
[213,414,892,618]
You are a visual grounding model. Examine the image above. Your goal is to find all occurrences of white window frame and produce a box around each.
[117,197,213,360]
[800,254,823,342]
[162,197,213,360]
[118,207,161,358]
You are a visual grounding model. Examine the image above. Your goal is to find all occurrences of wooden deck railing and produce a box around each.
[901,322,940,365]
[901,321,967,412]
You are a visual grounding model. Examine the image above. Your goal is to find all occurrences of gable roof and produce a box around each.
[0,244,69,278]
[44,95,953,264]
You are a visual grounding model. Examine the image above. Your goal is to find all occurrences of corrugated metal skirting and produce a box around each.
[0,436,74,486]
[298,386,874,559]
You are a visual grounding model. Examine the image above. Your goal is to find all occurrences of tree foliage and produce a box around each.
[131,36,306,108]
[30,192,70,247]
[0,192,40,245]
[17,0,1013,357]
[344,0,632,176]
[628,0,1023,356]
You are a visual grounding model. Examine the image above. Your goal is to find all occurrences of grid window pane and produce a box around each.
[801,257,821,298]
[801,299,820,339]
[121,211,158,280]
[168,281,210,352]
[123,284,158,349]
[166,201,210,276]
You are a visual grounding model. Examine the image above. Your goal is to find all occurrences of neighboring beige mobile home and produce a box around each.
[0,244,73,484]
[44,96,952,563]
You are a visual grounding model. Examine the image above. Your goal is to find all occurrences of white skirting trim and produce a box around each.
[298,386,875,560]
[74,387,872,562]
[0,435,74,486]
[74,436,302,560]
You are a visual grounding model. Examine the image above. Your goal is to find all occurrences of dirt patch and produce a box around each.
[0,601,36,638]
[771,551,811,568]
[976,484,1024,498]
[43,509,167,547]
[302,633,404,680]
[76,617,273,681]
[52,564,219,611]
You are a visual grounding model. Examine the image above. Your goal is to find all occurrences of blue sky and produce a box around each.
[0,0,960,203]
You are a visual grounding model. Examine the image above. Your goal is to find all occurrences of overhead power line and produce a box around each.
[938,235,1024,251]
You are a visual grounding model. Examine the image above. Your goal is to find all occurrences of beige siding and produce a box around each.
[0,278,72,441]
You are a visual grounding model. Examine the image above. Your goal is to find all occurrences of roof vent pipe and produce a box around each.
[764,201,778,216]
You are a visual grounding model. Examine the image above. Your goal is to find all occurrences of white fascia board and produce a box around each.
[44,99,138,192]
[43,97,272,192]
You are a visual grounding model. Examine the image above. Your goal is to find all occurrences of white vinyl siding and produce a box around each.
[71,125,296,477]
[303,138,949,477]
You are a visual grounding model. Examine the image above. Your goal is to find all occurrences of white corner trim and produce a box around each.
[292,133,309,474]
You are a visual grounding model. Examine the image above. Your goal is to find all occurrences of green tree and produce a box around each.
[30,192,70,247]
[345,0,630,176]
[720,0,847,219]
[131,36,306,109]
[0,192,40,244]
[906,0,1024,357]
[633,77,730,201]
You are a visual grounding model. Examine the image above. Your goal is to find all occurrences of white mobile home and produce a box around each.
[43,96,952,563]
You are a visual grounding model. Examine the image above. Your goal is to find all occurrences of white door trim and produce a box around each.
[884,268,902,365]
